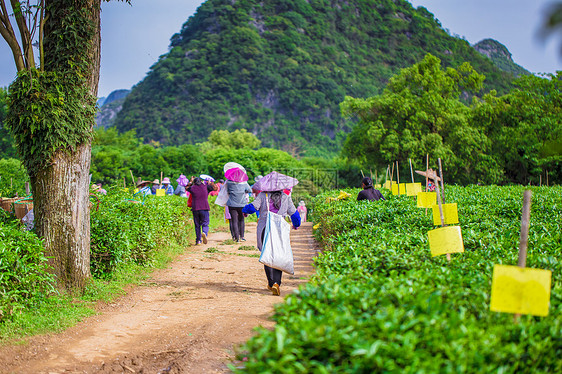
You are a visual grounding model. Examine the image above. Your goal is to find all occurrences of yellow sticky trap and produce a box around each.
[391,184,399,195]
[156,189,165,196]
[384,181,391,190]
[490,265,552,317]
[427,226,464,257]
[134,188,139,194]
[406,183,422,197]
[432,203,459,225]
[417,192,437,208]
[337,190,351,200]
[399,184,406,195]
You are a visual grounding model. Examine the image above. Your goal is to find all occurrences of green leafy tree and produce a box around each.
[341,54,499,184]
[472,72,562,184]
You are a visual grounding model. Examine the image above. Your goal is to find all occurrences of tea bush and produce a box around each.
[0,210,55,322]
[236,185,562,373]
[90,187,192,278]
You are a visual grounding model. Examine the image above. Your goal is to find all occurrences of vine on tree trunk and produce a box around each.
[5,1,97,175]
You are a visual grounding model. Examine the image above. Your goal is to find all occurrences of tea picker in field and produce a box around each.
[136,180,153,196]
[415,169,440,192]
[357,177,385,201]
[242,171,301,296]
[174,174,189,197]
[151,179,160,195]
[187,176,217,245]
[297,200,307,222]
[160,177,174,195]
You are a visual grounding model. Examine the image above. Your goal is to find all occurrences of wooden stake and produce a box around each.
[129,170,135,186]
[25,182,30,195]
[375,169,378,185]
[10,178,13,189]
[438,158,445,204]
[409,158,414,184]
[514,190,532,321]
[518,190,532,268]
[433,170,451,262]
[546,170,549,186]
[425,154,429,189]
[123,177,126,188]
[160,171,163,185]
[390,163,395,189]
[396,161,400,185]
[360,169,365,178]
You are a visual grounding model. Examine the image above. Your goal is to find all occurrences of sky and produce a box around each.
[0,0,560,99]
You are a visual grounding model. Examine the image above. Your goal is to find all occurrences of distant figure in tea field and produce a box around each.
[160,177,174,195]
[357,177,385,201]
[297,200,307,222]
[187,176,217,245]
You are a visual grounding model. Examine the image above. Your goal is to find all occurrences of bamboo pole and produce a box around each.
[514,190,532,321]
[360,169,365,178]
[129,170,135,187]
[396,161,400,185]
[409,158,414,184]
[425,154,429,189]
[438,158,445,204]
[375,169,378,185]
[123,177,126,188]
[546,170,549,186]
[390,163,395,190]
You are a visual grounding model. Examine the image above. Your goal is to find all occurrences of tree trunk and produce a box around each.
[31,0,101,291]
[32,143,92,290]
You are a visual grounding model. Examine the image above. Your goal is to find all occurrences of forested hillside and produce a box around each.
[113,0,516,157]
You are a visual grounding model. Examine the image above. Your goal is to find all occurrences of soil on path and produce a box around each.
[0,221,319,374]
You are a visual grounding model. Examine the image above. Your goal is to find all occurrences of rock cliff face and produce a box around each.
[108,0,520,156]
[95,90,130,128]
[473,39,529,76]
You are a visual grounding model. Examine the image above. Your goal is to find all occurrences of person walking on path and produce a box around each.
[243,171,301,296]
[226,179,252,242]
[357,177,385,201]
[187,176,217,245]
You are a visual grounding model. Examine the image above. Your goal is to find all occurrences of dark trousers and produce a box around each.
[260,228,282,287]
[264,265,282,288]
[192,210,210,243]
[228,206,245,241]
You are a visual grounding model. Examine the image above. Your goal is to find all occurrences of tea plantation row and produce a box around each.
[0,188,194,323]
[236,185,562,373]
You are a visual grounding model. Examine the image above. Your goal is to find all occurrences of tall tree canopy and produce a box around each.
[341,54,562,185]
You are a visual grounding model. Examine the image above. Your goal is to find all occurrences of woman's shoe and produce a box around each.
[202,232,208,244]
[271,283,280,296]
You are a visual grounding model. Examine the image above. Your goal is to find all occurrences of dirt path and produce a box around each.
[1,221,319,374]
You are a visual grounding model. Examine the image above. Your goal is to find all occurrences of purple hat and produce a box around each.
[162,177,171,184]
[176,174,189,187]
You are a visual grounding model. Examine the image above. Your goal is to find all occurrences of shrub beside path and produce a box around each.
[0,221,319,373]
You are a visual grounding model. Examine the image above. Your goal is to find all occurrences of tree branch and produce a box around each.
[9,0,35,68]
[0,0,26,71]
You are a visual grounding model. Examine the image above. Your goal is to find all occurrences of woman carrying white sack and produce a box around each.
[242,171,301,296]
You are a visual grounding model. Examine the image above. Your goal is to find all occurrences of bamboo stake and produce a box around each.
[25,182,30,195]
[375,169,378,185]
[360,169,365,178]
[514,190,532,321]
[160,171,163,185]
[396,161,400,185]
[546,170,549,186]
[409,158,414,184]
[123,177,126,188]
[10,178,13,189]
[390,163,395,190]
[425,154,429,215]
[433,170,451,262]
[129,170,135,187]
[438,158,445,204]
